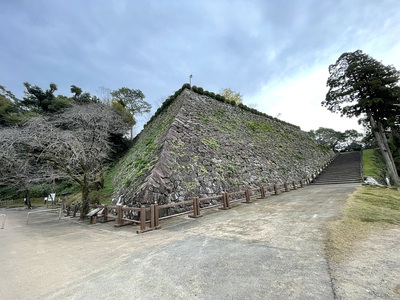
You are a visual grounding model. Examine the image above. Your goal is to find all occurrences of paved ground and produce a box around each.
[1,184,360,299]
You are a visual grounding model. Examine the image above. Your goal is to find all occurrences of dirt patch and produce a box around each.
[329,227,400,299]
[325,185,400,299]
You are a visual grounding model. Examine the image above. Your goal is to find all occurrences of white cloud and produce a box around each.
[247,67,364,132]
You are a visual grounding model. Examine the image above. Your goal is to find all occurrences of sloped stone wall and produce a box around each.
[113,88,333,205]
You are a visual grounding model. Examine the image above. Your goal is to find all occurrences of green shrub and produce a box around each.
[182,83,191,89]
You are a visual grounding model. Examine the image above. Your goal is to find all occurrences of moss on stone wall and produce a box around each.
[111,86,334,205]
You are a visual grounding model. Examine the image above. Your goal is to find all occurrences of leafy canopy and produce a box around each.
[310,127,363,152]
[323,50,400,184]
[21,82,72,113]
[322,50,400,123]
[219,88,243,104]
[111,87,151,116]
[0,85,20,126]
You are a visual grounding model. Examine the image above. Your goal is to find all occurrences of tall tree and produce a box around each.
[111,87,150,115]
[322,50,400,185]
[342,129,363,151]
[21,82,71,113]
[310,127,363,152]
[70,85,99,104]
[111,87,151,138]
[310,127,345,151]
[0,85,20,126]
[219,88,243,104]
[70,85,82,99]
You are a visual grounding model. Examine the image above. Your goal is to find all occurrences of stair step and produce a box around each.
[312,152,362,185]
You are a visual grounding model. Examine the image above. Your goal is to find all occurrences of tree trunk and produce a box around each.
[24,189,32,209]
[370,116,400,185]
[389,125,400,159]
[80,176,90,220]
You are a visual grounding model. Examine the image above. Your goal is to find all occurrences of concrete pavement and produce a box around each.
[0,183,359,299]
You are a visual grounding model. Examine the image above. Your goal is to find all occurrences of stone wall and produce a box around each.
[113,88,333,206]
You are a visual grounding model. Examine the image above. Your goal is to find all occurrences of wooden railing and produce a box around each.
[80,156,336,234]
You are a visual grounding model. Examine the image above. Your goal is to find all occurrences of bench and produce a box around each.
[86,208,104,224]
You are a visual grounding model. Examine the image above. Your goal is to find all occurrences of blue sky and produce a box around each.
[1,0,399,133]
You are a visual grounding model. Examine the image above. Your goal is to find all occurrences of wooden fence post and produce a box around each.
[284,182,289,192]
[73,204,78,217]
[274,184,280,195]
[150,204,155,229]
[116,205,123,226]
[103,206,108,222]
[243,189,252,203]
[189,197,202,218]
[153,204,160,229]
[220,193,230,210]
[139,206,146,232]
[292,181,297,190]
[260,185,266,198]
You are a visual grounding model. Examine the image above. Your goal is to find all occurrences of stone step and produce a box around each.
[312,151,362,185]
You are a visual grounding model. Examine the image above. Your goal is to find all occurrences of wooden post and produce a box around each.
[274,184,279,195]
[103,206,108,222]
[260,186,266,198]
[150,204,155,229]
[154,204,160,229]
[140,206,146,232]
[73,204,78,217]
[195,197,201,217]
[117,205,123,226]
[292,181,297,190]
[220,193,230,210]
[284,182,289,192]
[243,189,252,203]
[189,197,202,218]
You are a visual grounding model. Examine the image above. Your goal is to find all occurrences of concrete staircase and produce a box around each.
[312,151,363,185]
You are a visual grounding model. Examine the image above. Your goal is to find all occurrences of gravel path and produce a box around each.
[1,183,397,300]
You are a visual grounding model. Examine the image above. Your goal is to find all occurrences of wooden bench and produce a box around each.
[86,208,104,224]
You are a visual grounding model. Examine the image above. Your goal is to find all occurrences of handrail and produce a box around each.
[0,214,6,229]
[26,208,61,225]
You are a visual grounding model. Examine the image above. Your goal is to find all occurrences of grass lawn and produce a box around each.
[326,149,400,262]
[362,148,386,180]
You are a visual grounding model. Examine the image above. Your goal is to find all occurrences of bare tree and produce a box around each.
[0,128,57,207]
[0,102,130,217]
[96,86,113,105]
